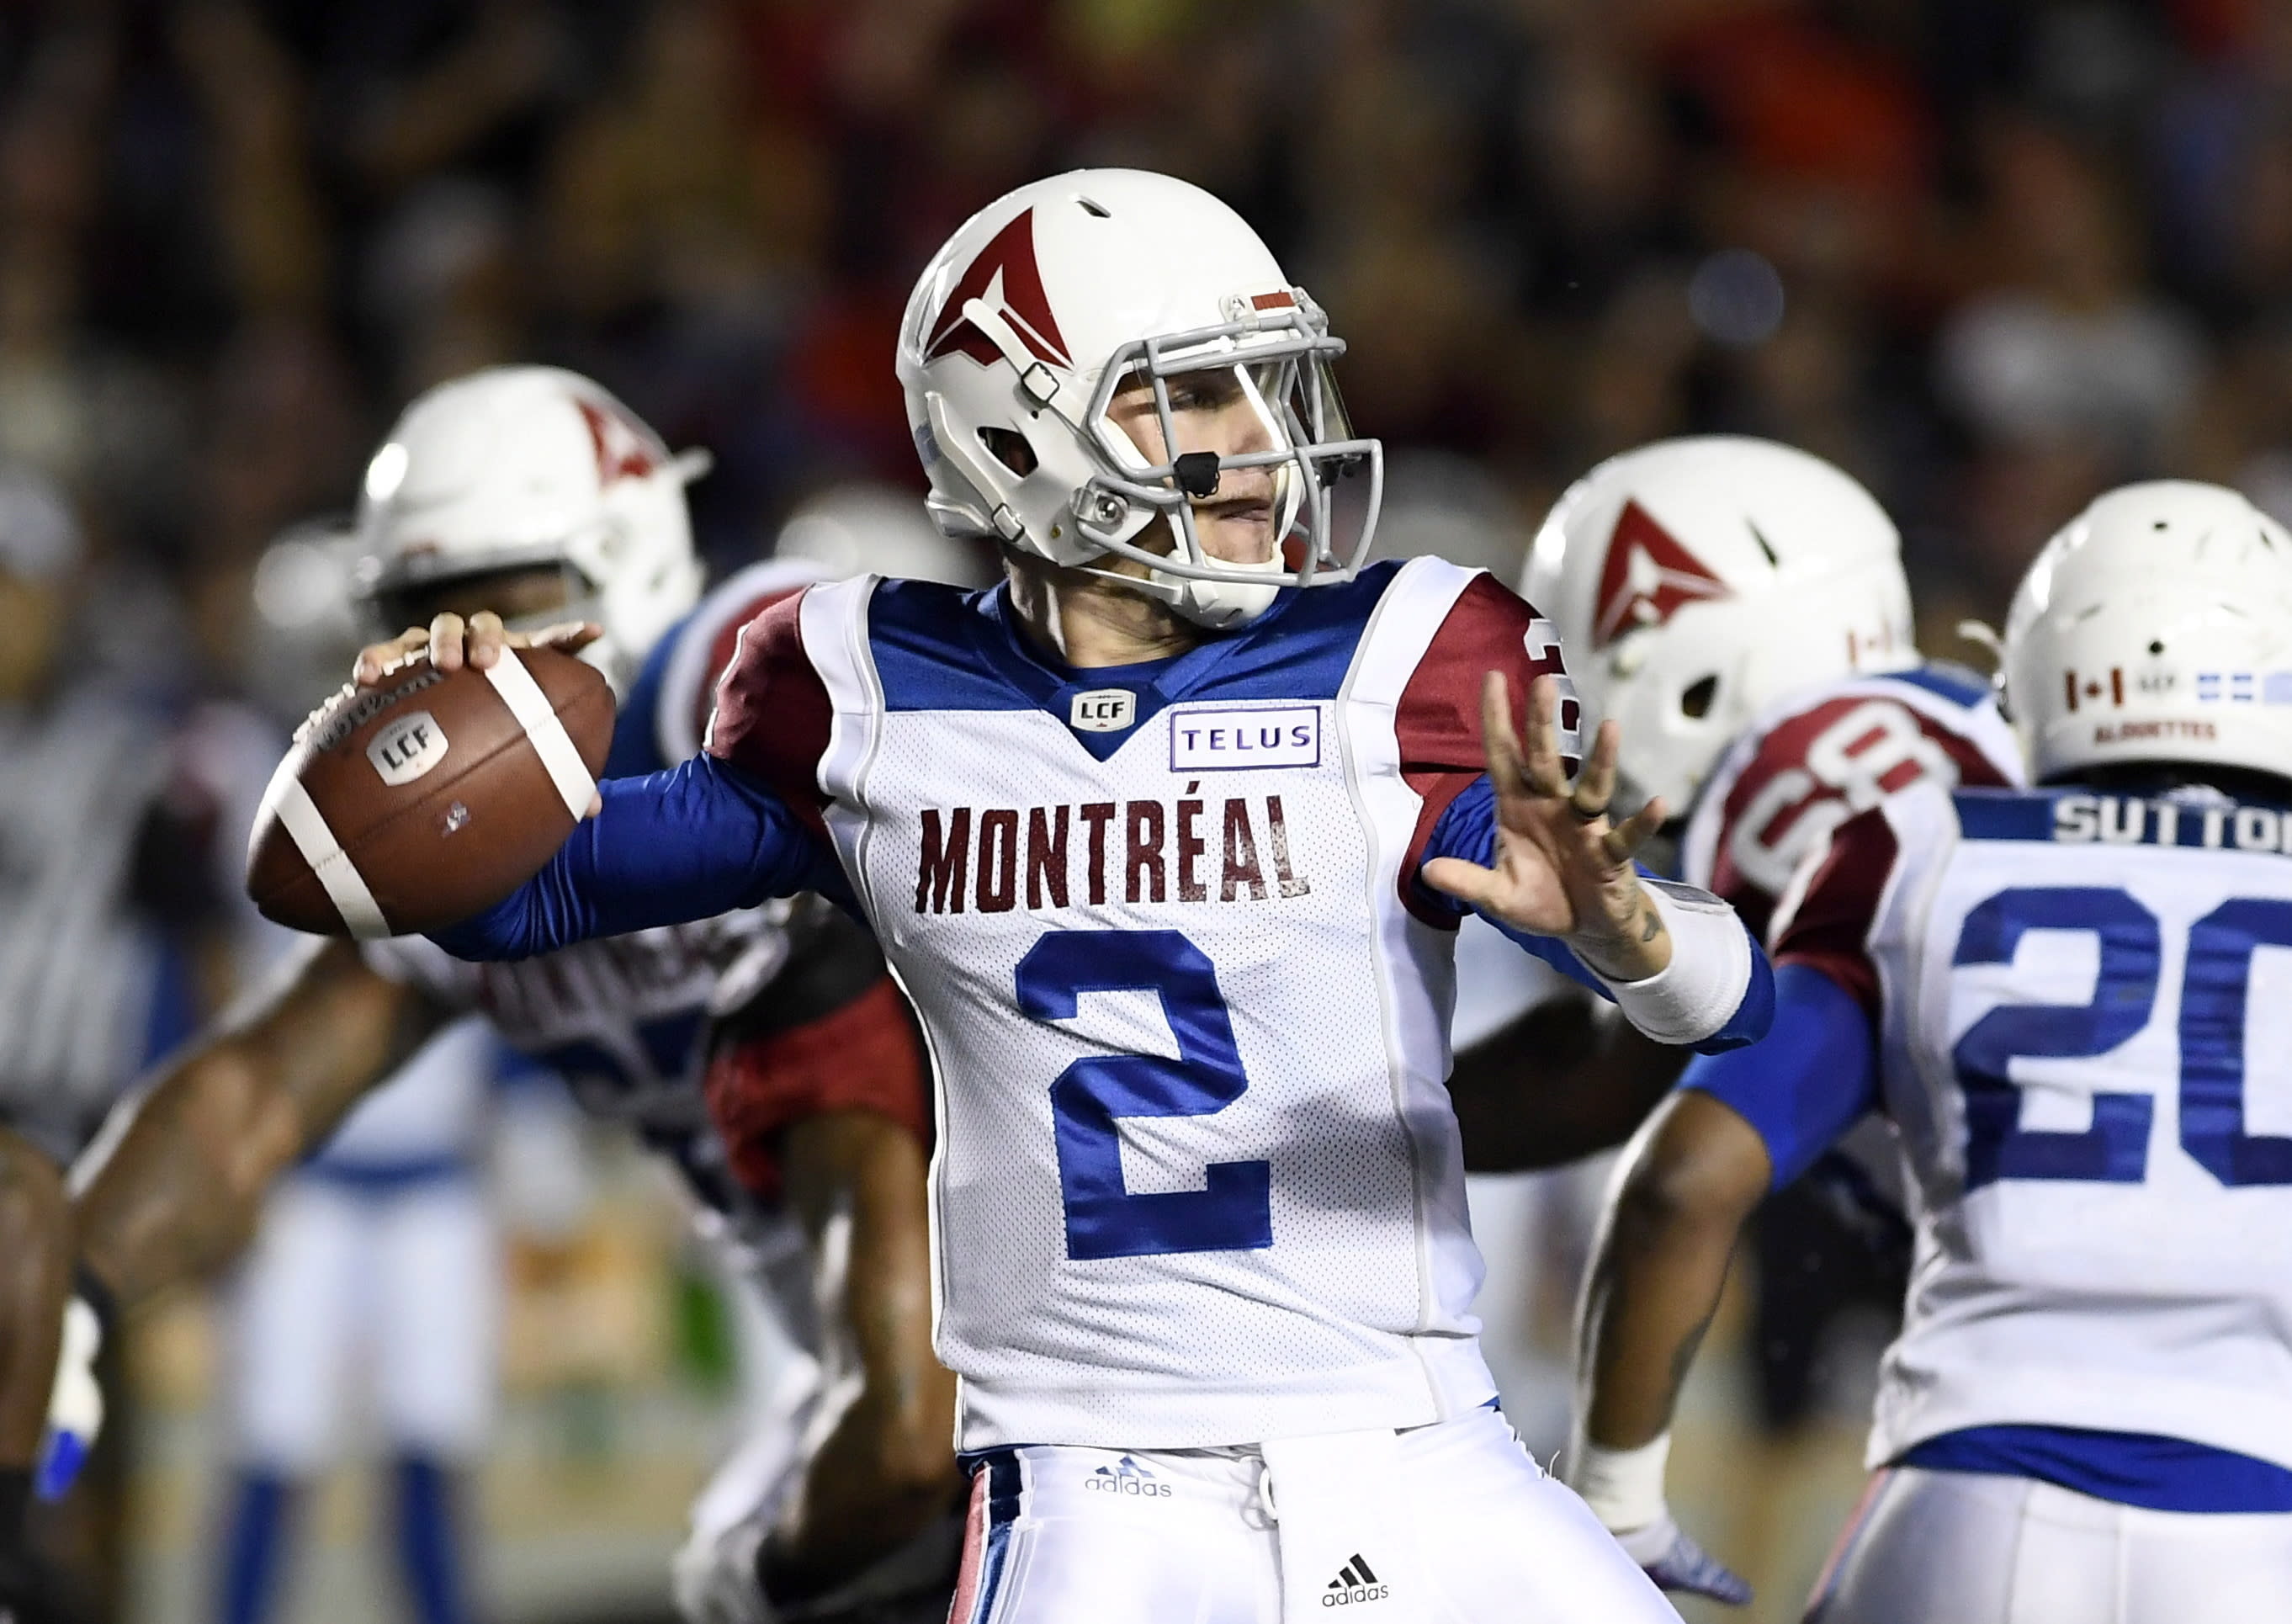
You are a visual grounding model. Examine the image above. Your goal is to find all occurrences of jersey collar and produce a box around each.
[968,582,1304,760]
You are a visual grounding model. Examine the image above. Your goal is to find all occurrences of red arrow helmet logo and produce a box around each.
[1593,498,1733,647]
[576,397,661,488]
[922,208,1073,370]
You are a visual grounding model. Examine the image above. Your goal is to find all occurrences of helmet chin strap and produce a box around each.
[1165,561,1282,629]
[1153,500,1286,629]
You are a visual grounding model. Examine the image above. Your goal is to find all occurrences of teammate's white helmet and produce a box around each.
[773,481,994,586]
[1522,437,1915,813]
[896,168,1381,629]
[354,365,710,695]
[2004,480,2292,784]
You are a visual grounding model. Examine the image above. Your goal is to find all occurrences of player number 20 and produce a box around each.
[1016,929,1275,1260]
[1951,887,2292,1189]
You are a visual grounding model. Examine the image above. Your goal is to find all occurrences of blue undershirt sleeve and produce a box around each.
[427,753,848,961]
[1678,962,1879,1190]
[1419,775,1772,1053]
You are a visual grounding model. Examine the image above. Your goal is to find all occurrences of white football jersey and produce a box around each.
[1679,663,2023,938]
[1778,783,2292,1471]
[708,556,1583,1450]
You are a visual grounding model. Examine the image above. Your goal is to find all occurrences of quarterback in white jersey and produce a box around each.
[423,169,1773,1624]
[1577,480,2292,1622]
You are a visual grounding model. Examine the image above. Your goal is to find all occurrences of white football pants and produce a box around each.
[1805,1466,2292,1624]
[226,1172,496,1470]
[948,1407,1677,1624]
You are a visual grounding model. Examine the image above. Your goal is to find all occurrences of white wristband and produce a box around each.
[1597,881,1752,1046]
[1561,1428,1672,1536]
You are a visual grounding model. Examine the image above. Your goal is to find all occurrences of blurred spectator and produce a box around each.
[1934,118,2204,600]
[1938,119,2203,464]
[0,467,223,1170]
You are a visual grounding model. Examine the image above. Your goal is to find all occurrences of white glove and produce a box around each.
[33,1296,104,1501]
[1562,1430,1751,1606]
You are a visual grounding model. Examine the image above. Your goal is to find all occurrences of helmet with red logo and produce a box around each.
[1521,437,1914,814]
[354,365,710,696]
[2004,480,2292,784]
[895,168,1381,629]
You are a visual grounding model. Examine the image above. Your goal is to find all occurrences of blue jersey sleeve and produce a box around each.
[1678,962,1879,1187]
[1421,776,1772,1053]
[427,754,849,961]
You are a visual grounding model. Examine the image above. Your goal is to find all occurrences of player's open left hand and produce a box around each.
[353,612,602,687]
[1419,672,1670,980]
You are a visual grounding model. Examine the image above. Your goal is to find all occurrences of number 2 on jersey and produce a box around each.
[1016,929,1274,1260]
[1954,889,2292,1189]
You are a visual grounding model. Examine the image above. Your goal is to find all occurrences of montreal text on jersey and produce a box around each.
[915,788,1312,915]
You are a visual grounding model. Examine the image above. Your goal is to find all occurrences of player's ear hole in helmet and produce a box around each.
[979,427,1038,477]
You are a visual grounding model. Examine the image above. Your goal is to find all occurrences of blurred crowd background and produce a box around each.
[5,0,2290,1621]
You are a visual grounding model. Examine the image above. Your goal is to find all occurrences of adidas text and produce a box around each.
[1085,1457,1171,1497]
[1324,1555,1387,1606]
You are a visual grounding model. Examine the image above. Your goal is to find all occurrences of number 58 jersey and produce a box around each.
[707,558,1577,1452]
[1778,783,2292,1472]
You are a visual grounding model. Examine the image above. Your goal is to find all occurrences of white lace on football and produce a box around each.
[482,650,596,822]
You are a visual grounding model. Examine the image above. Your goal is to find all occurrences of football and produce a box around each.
[246,646,616,938]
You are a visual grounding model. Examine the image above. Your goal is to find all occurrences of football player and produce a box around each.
[1431,439,2024,1598]
[21,368,961,1624]
[407,169,1773,1622]
[1576,480,2292,1621]
[1449,438,2021,1163]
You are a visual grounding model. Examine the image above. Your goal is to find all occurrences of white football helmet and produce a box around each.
[354,365,710,695]
[895,168,1381,629]
[2004,480,2292,784]
[773,481,995,587]
[1522,437,1916,814]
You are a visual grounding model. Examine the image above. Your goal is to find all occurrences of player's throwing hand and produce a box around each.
[347,613,606,818]
[353,611,601,686]
[1422,672,1671,981]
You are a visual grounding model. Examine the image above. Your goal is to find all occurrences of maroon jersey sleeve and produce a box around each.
[1704,692,2009,943]
[704,976,932,1202]
[1769,804,1902,1020]
[704,590,834,839]
[682,586,807,749]
[1391,573,1578,926]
